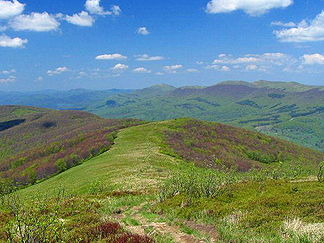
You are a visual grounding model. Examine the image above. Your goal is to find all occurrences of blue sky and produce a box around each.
[0,0,324,91]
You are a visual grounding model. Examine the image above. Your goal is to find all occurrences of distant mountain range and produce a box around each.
[1,81,323,151]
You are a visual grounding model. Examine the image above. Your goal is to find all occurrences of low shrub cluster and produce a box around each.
[159,168,238,201]
[0,191,154,242]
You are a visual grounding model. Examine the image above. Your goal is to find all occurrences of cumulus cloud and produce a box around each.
[210,53,299,72]
[213,53,291,66]
[271,21,297,27]
[245,64,266,71]
[9,12,60,32]
[137,27,150,35]
[85,0,106,15]
[206,65,231,71]
[111,63,128,71]
[0,34,27,47]
[135,54,164,61]
[110,5,121,16]
[164,64,183,73]
[274,11,324,42]
[206,0,293,16]
[0,76,15,83]
[85,0,121,16]
[303,54,324,65]
[133,67,151,73]
[0,0,25,19]
[65,11,94,27]
[47,67,69,76]
[1,69,15,74]
[95,53,127,60]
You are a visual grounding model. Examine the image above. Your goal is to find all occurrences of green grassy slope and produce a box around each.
[17,121,181,197]
[8,119,323,242]
[19,118,323,197]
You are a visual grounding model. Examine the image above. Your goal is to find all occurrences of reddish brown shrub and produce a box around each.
[116,233,154,243]
[96,222,123,238]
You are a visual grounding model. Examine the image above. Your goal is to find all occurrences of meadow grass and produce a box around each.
[1,120,323,242]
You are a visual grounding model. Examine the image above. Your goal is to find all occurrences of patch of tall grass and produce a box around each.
[158,168,239,201]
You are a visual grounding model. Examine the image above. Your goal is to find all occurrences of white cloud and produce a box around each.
[187,68,199,72]
[155,72,164,76]
[220,66,231,71]
[271,21,297,27]
[0,0,25,19]
[47,67,69,76]
[137,27,150,35]
[0,76,15,83]
[245,64,266,71]
[274,11,324,42]
[0,34,27,47]
[65,11,94,27]
[206,0,293,16]
[85,0,106,15]
[95,53,127,60]
[214,56,258,64]
[213,53,290,66]
[164,64,183,73]
[111,63,128,71]
[85,0,121,16]
[133,67,151,73]
[136,54,164,61]
[10,12,60,32]
[110,5,121,16]
[1,69,15,74]
[303,54,324,65]
[211,53,300,72]
[206,65,231,71]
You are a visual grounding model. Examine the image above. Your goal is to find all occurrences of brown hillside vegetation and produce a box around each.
[164,119,324,172]
[0,105,141,186]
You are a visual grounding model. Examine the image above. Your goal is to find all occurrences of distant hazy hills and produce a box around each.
[1,81,323,151]
[0,89,132,110]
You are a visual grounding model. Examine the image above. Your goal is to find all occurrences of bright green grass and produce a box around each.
[18,121,186,198]
[155,180,324,231]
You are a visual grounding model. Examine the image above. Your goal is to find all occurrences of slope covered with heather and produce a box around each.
[0,105,141,185]
[162,119,324,172]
